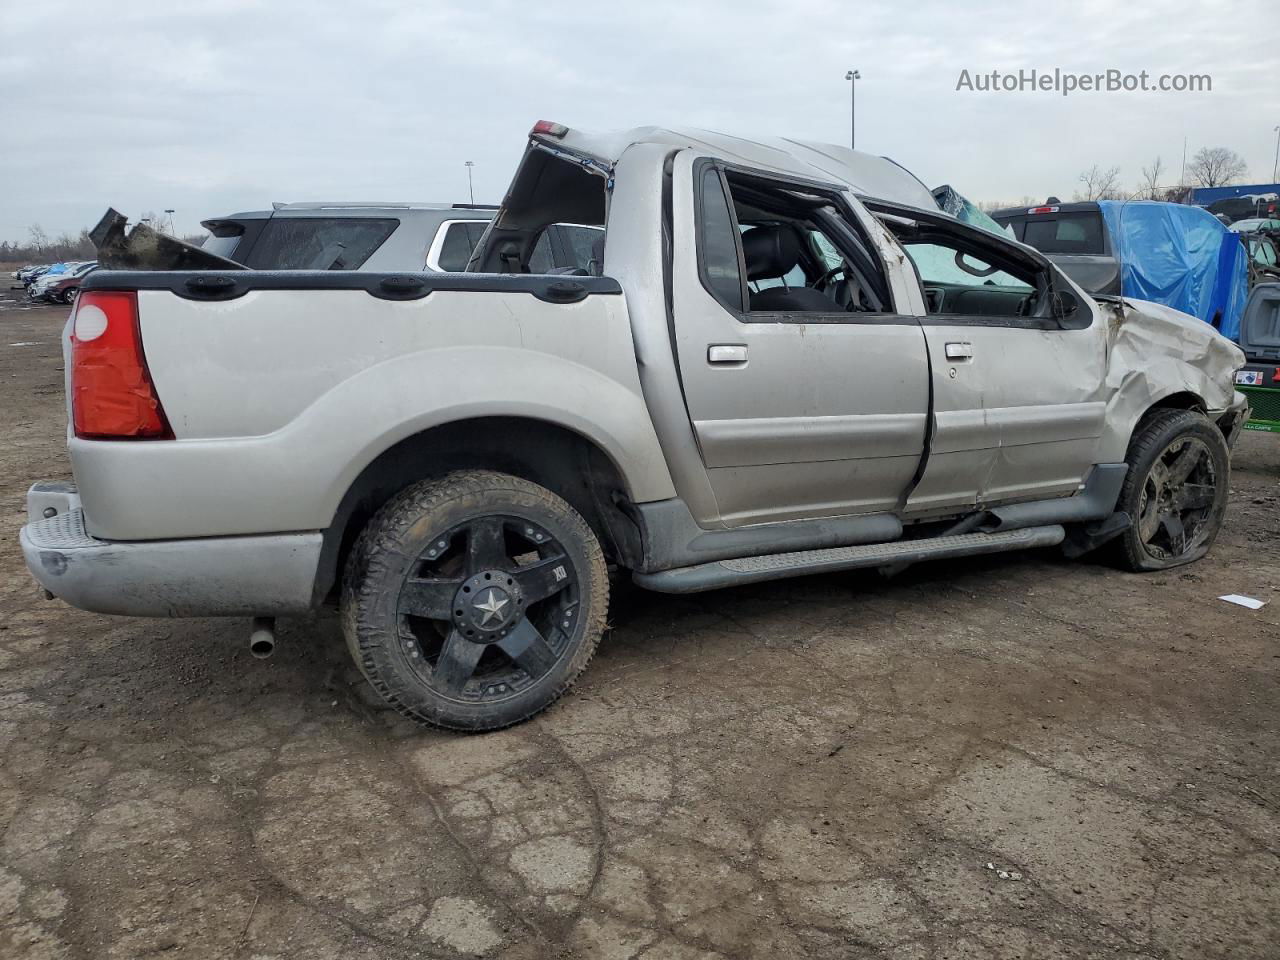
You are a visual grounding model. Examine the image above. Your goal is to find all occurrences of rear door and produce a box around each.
[668,153,930,526]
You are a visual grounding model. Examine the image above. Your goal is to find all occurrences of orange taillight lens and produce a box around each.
[71,291,171,439]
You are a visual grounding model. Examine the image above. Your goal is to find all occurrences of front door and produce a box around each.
[877,210,1109,515]
[669,153,931,527]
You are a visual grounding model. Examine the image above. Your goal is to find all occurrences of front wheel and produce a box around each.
[1115,409,1230,571]
[340,471,609,731]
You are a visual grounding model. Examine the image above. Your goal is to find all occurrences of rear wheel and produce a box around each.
[340,471,609,731]
[1115,409,1230,571]
[63,287,78,304]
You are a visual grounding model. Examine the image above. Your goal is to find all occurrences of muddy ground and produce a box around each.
[1,296,1277,959]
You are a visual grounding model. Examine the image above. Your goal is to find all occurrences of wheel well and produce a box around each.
[1146,391,1206,415]
[313,418,644,604]
[1137,391,1241,443]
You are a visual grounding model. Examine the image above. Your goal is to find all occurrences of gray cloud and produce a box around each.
[1,0,1274,241]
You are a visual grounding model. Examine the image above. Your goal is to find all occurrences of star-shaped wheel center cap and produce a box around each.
[474,589,510,627]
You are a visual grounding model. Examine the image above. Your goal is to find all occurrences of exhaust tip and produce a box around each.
[249,617,276,660]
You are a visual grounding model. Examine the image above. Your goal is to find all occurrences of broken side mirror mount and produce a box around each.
[1051,287,1081,324]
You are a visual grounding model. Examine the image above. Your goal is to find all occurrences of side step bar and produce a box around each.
[633,525,1065,594]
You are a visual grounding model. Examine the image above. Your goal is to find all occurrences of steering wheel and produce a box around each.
[814,263,846,291]
[954,250,1000,278]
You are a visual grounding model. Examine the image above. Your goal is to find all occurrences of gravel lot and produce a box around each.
[2,297,1278,959]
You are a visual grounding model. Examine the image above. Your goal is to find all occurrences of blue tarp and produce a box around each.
[1098,200,1248,340]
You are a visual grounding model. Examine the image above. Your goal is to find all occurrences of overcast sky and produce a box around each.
[1,0,1275,242]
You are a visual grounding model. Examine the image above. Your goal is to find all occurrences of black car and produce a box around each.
[1207,196,1278,224]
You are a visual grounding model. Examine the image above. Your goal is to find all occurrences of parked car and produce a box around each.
[47,261,98,303]
[1231,283,1280,433]
[1228,217,1280,235]
[14,264,48,283]
[992,200,1249,338]
[29,261,96,303]
[21,121,1247,731]
[990,201,1119,294]
[23,262,66,289]
[1242,233,1280,287]
[200,202,602,273]
[1207,195,1278,224]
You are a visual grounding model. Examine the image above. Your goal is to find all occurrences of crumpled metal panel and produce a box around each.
[1097,296,1246,460]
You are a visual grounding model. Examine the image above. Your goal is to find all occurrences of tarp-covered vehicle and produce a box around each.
[993,200,1249,339]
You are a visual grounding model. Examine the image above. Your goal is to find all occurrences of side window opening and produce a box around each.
[886,220,1044,319]
[695,163,892,317]
[432,220,490,272]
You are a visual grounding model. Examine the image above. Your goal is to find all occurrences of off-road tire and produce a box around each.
[340,471,609,731]
[1115,409,1230,572]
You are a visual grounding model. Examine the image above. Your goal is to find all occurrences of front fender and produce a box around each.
[1097,298,1245,461]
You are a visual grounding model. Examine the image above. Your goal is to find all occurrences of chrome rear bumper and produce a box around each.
[20,484,321,618]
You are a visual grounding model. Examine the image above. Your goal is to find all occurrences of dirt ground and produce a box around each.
[2,295,1278,960]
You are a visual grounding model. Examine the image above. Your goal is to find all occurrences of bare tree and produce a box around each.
[1188,147,1248,188]
[1138,157,1165,200]
[1074,165,1123,201]
[27,224,49,251]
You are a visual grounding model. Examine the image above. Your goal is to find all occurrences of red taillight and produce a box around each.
[1027,205,1059,214]
[530,119,568,138]
[70,290,172,439]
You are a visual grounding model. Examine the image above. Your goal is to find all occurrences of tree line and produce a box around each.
[2,213,207,264]
[981,146,1255,210]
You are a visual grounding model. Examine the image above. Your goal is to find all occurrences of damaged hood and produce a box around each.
[1101,296,1245,416]
[90,208,245,272]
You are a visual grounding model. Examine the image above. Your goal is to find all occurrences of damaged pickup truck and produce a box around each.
[21,122,1249,731]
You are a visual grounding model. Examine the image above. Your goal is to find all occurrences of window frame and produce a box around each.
[425,217,493,272]
[691,157,909,326]
[866,199,1093,331]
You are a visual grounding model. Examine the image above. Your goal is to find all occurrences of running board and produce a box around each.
[633,525,1066,594]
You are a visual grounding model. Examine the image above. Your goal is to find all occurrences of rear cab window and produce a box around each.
[995,209,1106,256]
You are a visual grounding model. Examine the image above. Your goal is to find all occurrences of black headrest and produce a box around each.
[741,225,801,281]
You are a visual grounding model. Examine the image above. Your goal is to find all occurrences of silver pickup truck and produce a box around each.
[21,121,1248,731]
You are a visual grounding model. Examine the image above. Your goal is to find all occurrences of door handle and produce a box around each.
[944,342,973,360]
[708,344,748,364]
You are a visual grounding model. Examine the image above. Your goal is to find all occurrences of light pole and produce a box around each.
[464,161,475,205]
[1272,125,1279,183]
[844,69,861,150]
[164,209,175,235]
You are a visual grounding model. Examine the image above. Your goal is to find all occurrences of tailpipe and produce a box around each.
[249,617,276,659]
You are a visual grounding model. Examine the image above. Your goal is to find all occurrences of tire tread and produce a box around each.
[340,470,608,732]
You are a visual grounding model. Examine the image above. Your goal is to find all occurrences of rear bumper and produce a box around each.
[20,484,322,618]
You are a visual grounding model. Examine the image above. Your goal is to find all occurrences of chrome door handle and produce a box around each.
[944,342,973,360]
[708,344,748,364]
